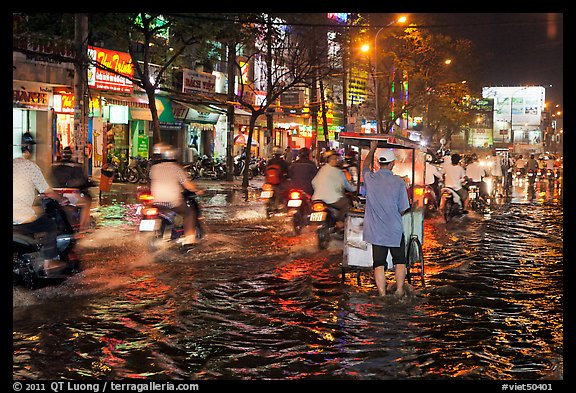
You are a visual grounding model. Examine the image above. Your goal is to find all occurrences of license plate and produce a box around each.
[469,192,477,200]
[139,219,159,231]
[310,212,327,222]
[287,199,302,208]
[260,190,273,199]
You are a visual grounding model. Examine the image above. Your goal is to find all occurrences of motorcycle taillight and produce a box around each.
[312,202,326,212]
[139,194,154,202]
[142,207,158,217]
[289,191,302,200]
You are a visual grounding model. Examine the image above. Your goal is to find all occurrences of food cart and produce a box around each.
[338,132,427,286]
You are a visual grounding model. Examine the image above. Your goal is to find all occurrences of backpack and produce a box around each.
[265,164,282,185]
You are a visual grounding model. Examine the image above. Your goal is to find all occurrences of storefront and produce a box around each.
[176,101,224,159]
[12,81,53,173]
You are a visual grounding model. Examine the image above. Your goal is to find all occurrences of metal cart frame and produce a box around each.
[338,132,426,286]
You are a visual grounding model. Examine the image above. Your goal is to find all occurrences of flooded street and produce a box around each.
[13,179,563,381]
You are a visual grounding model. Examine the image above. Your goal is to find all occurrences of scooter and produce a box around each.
[467,183,490,214]
[309,199,346,250]
[137,187,203,252]
[286,188,312,235]
[260,183,289,218]
[13,196,81,288]
[439,187,467,223]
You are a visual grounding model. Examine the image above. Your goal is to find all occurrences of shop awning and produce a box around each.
[173,100,225,124]
[101,93,175,122]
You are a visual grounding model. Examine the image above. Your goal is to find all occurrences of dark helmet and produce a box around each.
[21,131,36,153]
[298,147,311,159]
[451,153,461,165]
[62,146,73,161]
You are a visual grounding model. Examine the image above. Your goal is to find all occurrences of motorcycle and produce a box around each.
[467,183,490,214]
[183,160,201,180]
[137,187,204,252]
[260,182,288,218]
[439,187,467,223]
[309,199,342,250]
[422,184,440,217]
[13,196,81,288]
[125,156,151,184]
[198,155,226,180]
[527,168,537,185]
[286,188,312,235]
[233,154,254,179]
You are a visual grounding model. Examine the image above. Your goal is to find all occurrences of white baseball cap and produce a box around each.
[378,149,396,164]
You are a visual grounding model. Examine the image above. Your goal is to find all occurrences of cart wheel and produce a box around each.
[406,235,424,286]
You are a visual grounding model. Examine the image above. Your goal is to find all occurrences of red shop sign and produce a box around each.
[88,46,134,93]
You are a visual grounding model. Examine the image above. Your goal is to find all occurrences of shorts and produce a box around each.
[372,235,406,269]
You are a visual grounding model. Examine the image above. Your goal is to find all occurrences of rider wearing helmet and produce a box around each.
[50,146,95,232]
[13,132,67,275]
[149,145,204,245]
[288,147,317,196]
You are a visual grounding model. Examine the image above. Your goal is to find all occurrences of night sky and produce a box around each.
[408,13,563,105]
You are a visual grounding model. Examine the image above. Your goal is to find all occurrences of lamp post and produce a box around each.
[509,86,529,153]
[374,16,406,134]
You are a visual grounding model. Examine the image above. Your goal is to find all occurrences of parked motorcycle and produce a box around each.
[137,187,203,252]
[198,155,226,180]
[126,156,151,184]
[13,196,81,288]
[233,154,254,179]
[286,188,312,235]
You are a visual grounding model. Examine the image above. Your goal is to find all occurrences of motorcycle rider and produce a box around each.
[465,153,488,199]
[265,146,291,202]
[311,149,356,229]
[149,145,204,245]
[13,132,67,275]
[288,147,317,196]
[50,146,94,232]
[425,154,443,207]
[526,153,539,173]
[443,153,469,213]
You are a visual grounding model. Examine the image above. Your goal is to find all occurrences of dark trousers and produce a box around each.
[15,214,58,259]
[328,196,351,221]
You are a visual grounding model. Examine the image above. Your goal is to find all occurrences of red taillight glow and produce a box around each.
[312,202,325,212]
[142,207,158,217]
[289,191,301,200]
[139,194,155,202]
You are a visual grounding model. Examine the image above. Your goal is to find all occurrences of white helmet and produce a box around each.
[378,149,396,164]
[162,146,177,161]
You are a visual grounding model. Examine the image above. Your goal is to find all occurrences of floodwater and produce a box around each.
[12,178,563,381]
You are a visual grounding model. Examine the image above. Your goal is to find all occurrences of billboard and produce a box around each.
[482,86,545,127]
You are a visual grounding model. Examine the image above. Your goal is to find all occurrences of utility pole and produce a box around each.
[226,42,236,181]
[74,13,89,175]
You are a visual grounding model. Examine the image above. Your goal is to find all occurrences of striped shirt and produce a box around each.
[149,162,189,208]
[13,157,49,224]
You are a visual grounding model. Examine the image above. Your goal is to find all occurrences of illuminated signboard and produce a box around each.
[327,13,348,23]
[88,46,134,93]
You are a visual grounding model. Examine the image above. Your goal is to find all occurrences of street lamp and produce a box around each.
[509,86,529,152]
[374,16,406,134]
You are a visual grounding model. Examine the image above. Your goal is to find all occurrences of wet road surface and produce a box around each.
[13,177,563,381]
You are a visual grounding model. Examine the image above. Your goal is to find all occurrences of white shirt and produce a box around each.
[443,164,466,191]
[465,161,486,182]
[312,164,355,204]
[13,157,50,224]
[425,162,443,185]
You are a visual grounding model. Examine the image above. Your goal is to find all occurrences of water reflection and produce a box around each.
[13,181,563,380]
